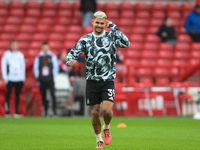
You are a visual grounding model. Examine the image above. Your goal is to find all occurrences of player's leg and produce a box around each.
[90,104,104,148]
[102,101,113,145]
[5,81,13,115]
[14,81,23,115]
[39,81,48,116]
[49,81,57,116]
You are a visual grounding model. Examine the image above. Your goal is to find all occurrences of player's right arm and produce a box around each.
[1,52,8,83]
[66,38,85,67]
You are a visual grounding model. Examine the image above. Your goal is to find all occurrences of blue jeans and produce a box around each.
[82,11,93,27]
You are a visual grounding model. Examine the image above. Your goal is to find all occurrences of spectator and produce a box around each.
[58,52,76,77]
[33,42,59,117]
[157,17,177,46]
[80,0,97,27]
[1,40,25,118]
[184,4,200,42]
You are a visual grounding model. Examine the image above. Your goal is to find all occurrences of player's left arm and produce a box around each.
[107,20,130,48]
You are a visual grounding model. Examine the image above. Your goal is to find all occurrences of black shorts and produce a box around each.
[85,80,115,106]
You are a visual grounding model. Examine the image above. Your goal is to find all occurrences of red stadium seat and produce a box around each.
[6,17,22,25]
[155,77,170,86]
[19,24,36,33]
[139,59,156,67]
[149,18,163,26]
[170,67,179,79]
[0,33,16,41]
[55,17,71,26]
[0,1,7,9]
[190,51,200,59]
[177,34,192,43]
[131,26,147,34]
[120,11,134,19]
[188,59,200,66]
[127,42,143,51]
[118,27,132,37]
[171,60,188,67]
[64,33,80,42]
[68,25,82,34]
[174,43,190,52]
[104,2,118,11]
[32,33,48,41]
[16,33,32,42]
[36,24,51,33]
[106,11,119,19]
[82,26,93,34]
[29,41,42,50]
[26,9,40,18]
[0,41,10,49]
[63,41,76,50]
[48,41,63,51]
[166,3,180,11]
[3,25,19,33]
[136,11,150,18]
[137,68,153,76]
[57,1,71,10]
[159,43,173,51]
[167,11,181,19]
[0,18,5,26]
[18,42,30,51]
[151,11,166,19]
[143,43,158,51]
[9,9,24,17]
[158,51,173,59]
[147,26,159,34]
[0,9,8,17]
[150,3,165,11]
[174,51,189,60]
[134,18,149,26]
[48,33,64,42]
[191,43,200,51]
[144,34,161,43]
[38,18,54,25]
[118,18,134,27]
[24,50,39,58]
[123,59,139,67]
[97,3,103,11]
[156,59,172,67]
[25,1,40,9]
[141,51,157,59]
[171,18,180,27]
[57,10,72,17]
[41,1,56,9]
[124,50,141,59]
[181,3,194,12]
[153,68,170,86]
[51,25,67,33]
[119,2,134,12]
[129,34,144,43]
[72,2,80,11]
[22,17,38,25]
[9,1,24,9]
[135,3,149,11]
[153,67,169,76]
[41,9,56,18]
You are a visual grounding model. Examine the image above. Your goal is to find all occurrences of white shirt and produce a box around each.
[1,50,25,83]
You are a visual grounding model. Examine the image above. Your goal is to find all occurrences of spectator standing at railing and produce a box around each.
[184,4,200,42]
[80,0,97,27]
[1,40,25,118]
[33,42,59,117]
[157,17,177,46]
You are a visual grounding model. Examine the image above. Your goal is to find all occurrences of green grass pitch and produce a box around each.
[0,117,200,150]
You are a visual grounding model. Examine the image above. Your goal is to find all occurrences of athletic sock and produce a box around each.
[103,122,110,130]
[96,133,103,143]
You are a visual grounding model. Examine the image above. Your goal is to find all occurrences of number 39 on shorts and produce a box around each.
[108,89,115,97]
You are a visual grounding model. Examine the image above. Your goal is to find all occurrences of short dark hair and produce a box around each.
[42,42,48,45]
[10,39,17,43]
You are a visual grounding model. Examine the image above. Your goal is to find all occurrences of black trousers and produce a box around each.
[189,33,200,42]
[39,80,57,116]
[5,81,24,114]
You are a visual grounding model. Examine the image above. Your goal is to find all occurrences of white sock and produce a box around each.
[96,133,103,143]
[103,122,110,130]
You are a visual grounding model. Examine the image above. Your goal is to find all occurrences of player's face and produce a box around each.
[92,18,106,35]
[10,41,18,50]
[42,44,49,54]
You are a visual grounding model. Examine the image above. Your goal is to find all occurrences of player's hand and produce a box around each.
[106,20,111,28]
[68,60,77,67]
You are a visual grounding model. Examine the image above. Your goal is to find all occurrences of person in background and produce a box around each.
[184,4,200,42]
[1,40,25,118]
[157,17,177,46]
[66,11,130,148]
[80,0,97,27]
[33,42,59,117]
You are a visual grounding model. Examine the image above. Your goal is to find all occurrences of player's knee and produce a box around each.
[91,110,100,117]
[103,110,112,116]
